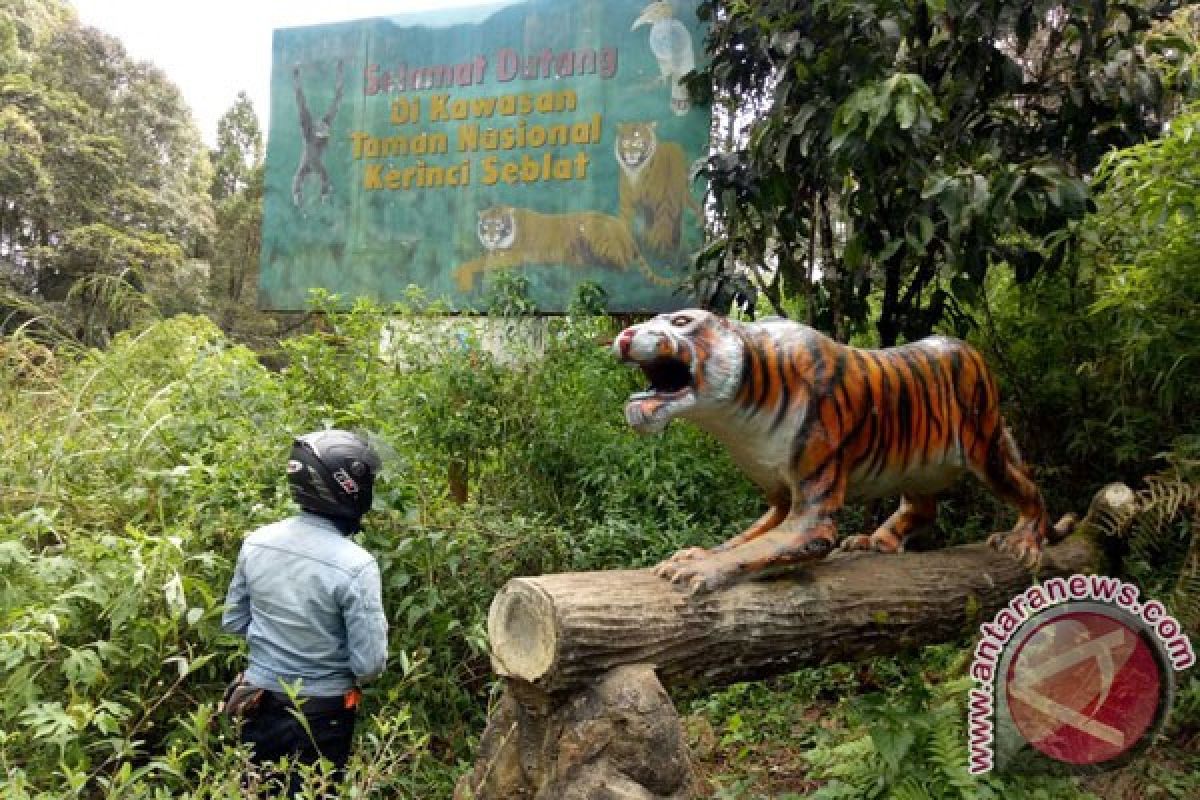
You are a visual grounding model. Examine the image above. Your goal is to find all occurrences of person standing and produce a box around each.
[222,430,388,794]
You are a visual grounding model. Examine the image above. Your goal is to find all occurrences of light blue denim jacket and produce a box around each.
[222,512,388,697]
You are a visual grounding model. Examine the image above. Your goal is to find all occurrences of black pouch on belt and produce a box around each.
[219,672,265,719]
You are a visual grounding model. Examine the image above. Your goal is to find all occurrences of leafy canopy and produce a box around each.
[696,0,1185,344]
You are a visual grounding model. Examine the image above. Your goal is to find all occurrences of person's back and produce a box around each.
[226,512,386,697]
[221,429,388,795]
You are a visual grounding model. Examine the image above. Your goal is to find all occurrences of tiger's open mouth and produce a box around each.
[631,356,694,400]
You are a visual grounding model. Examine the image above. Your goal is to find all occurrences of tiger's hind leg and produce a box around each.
[453,253,516,292]
[840,494,937,554]
[452,259,484,292]
[975,429,1048,568]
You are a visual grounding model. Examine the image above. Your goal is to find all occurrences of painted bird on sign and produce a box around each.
[632,1,695,116]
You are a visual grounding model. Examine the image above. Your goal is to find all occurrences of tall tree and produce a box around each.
[0,0,214,342]
[209,94,264,318]
[211,91,262,202]
[696,0,1189,344]
[0,0,68,292]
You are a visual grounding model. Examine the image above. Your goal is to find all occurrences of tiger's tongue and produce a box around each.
[624,394,671,432]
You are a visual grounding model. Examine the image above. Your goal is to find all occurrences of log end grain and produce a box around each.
[488,578,558,682]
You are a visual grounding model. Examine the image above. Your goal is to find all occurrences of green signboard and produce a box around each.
[259,0,710,312]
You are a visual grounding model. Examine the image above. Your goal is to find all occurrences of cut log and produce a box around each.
[488,533,1106,694]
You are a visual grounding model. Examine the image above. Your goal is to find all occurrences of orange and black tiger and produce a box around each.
[613,309,1071,592]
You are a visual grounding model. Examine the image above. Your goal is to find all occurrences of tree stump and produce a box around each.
[454,666,693,800]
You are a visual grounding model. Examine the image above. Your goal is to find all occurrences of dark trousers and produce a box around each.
[241,696,356,797]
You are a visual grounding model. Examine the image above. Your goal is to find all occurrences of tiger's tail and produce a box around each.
[684,188,704,223]
[1003,427,1078,544]
[633,249,676,288]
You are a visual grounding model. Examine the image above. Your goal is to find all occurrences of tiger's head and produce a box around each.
[477,206,516,251]
[614,121,658,180]
[613,309,744,433]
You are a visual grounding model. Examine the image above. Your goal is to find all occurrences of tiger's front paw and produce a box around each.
[453,267,477,292]
[987,529,1043,569]
[838,532,902,554]
[838,534,873,552]
[654,557,732,594]
[654,547,712,568]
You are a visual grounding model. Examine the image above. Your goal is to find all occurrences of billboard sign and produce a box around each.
[259,0,710,312]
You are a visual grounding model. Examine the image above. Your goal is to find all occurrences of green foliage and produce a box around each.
[979,104,1200,490]
[804,678,1003,800]
[696,0,1190,342]
[207,91,265,329]
[0,0,214,340]
[1081,108,1200,453]
[1098,458,1200,639]
[210,92,261,204]
[0,292,762,795]
[686,650,1118,800]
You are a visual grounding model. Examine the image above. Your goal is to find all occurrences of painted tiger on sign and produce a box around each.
[453,205,638,292]
[453,205,675,292]
[614,121,702,261]
[613,309,1072,593]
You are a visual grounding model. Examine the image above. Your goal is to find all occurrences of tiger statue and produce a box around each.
[454,205,672,292]
[613,309,1074,593]
[615,121,703,262]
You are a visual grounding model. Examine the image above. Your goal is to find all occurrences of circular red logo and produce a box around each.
[1004,609,1166,766]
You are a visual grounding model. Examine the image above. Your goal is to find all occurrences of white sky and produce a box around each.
[69,1,493,147]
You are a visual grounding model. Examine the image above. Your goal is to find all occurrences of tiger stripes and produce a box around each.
[614,309,1062,593]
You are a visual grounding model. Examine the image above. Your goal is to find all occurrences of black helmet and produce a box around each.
[287,430,381,520]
